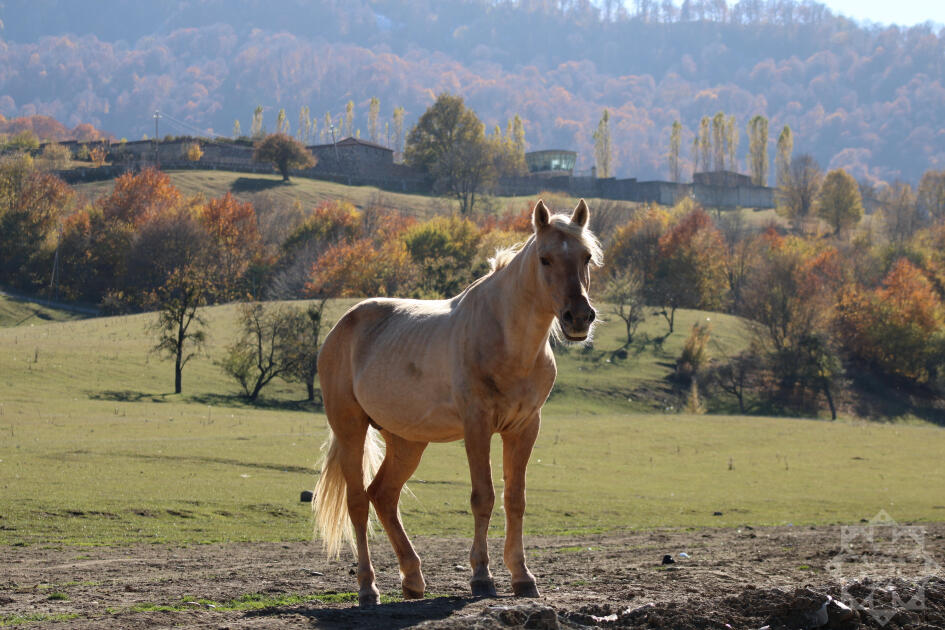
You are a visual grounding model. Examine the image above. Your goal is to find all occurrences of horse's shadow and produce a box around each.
[245,595,473,629]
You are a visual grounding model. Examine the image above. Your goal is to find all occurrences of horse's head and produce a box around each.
[532,199,603,342]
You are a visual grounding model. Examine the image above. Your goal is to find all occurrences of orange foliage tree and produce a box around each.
[836,259,945,383]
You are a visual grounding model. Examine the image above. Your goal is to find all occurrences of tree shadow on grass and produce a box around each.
[87,390,323,412]
[245,595,473,630]
[187,392,321,412]
[88,390,171,403]
[230,177,288,193]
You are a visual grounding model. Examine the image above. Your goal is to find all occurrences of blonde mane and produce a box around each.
[488,214,604,273]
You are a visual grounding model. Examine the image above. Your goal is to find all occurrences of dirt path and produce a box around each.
[2,524,943,628]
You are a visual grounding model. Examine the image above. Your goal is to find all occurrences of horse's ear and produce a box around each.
[533,199,551,231]
[571,199,590,228]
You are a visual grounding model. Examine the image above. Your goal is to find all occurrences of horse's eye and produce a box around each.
[540,257,551,267]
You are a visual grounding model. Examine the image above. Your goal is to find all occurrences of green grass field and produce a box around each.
[1,295,943,547]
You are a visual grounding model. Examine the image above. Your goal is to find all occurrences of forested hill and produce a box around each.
[1,0,943,183]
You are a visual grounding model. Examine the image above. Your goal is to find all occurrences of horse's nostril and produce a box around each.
[587,310,596,323]
[563,310,574,324]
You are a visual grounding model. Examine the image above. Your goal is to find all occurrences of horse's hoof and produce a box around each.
[358,590,380,607]
[512,581,541,598]
[402,585,425,600]
[470,578,498,598]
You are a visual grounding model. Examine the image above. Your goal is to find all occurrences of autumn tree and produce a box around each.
[405,93,495,215]
[740,233,844,415]
[276,108,289,135]
[649,208,729,333]
[368,97,380,143]
[147,265,213,394]
[254,133,316,182]
[402,214,482,297]
[392,106,406,161]
[880,181,920,247]
[593,109,612,178]
[281,302,328,402]
[199,192,263,297]
[747,115,769,186]
[776,154,822,230]
[836,258,945,384]
[726,114,738,172]
[697,115,711,172]
[918,170,945,222]
[602,267,645,347]
[344,100,354,137]
[38,143,71,171]
[712,112,726,171]
[219,302,299,401]
[298,105,311,143]
[233,119,241,139]
[668,120,682,182]
[99,167,182,225]
[775,125,793,187]
[251,105,264,139]
[183,142,203,162]
[818,169,863,235]
[305,238,416,298]
[0,155,73,288]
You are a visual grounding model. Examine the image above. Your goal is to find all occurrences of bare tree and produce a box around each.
[776,153,822,230]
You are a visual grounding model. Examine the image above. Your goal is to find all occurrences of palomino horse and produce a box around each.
[313,199,602,606]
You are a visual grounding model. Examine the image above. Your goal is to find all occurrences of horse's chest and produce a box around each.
[466,365,555,430]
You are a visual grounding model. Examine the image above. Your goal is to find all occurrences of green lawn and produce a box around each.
[1,296,942,547]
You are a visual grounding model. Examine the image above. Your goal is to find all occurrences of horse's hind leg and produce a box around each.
[329,400,380,607]
[367,431,428,599]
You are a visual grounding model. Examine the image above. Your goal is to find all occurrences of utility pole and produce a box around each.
[153,110,161,167]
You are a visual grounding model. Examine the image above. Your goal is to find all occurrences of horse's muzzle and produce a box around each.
[560,303,596,340]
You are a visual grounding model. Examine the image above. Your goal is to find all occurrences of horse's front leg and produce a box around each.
[502,416,540,597]
[464,419,497,597]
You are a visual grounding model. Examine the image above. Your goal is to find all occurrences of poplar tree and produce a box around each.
[726,114,738,172]
[392,106,406,161]
[712,112,726,171]
[276,108,289,135]
[251,106,264,139]
[775,125,793,188]
[747,115,769,186]
[298,106,311,143]
[368,97,380,143]
[669,120,682,182]
[233,119,241,139]
[698,116,711,172]
[344,101,354,137]
[593,109,612,178]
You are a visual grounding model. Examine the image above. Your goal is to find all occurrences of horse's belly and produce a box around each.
[354,373,464,443]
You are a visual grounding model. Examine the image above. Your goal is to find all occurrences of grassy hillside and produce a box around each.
[1,298,942,547]
[70,168,655,220]
[0,293,89,327]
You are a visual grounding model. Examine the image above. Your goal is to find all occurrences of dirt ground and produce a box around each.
[2,523,943,629]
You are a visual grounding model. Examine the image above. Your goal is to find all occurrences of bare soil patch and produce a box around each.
[2,524,943,628]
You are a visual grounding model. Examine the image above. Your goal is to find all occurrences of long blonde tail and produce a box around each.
[312,427,384,558]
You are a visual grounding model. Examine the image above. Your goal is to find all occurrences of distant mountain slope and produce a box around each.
[1,0,942,182]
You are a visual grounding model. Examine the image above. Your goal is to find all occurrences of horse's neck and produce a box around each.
[480,243,555,368]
